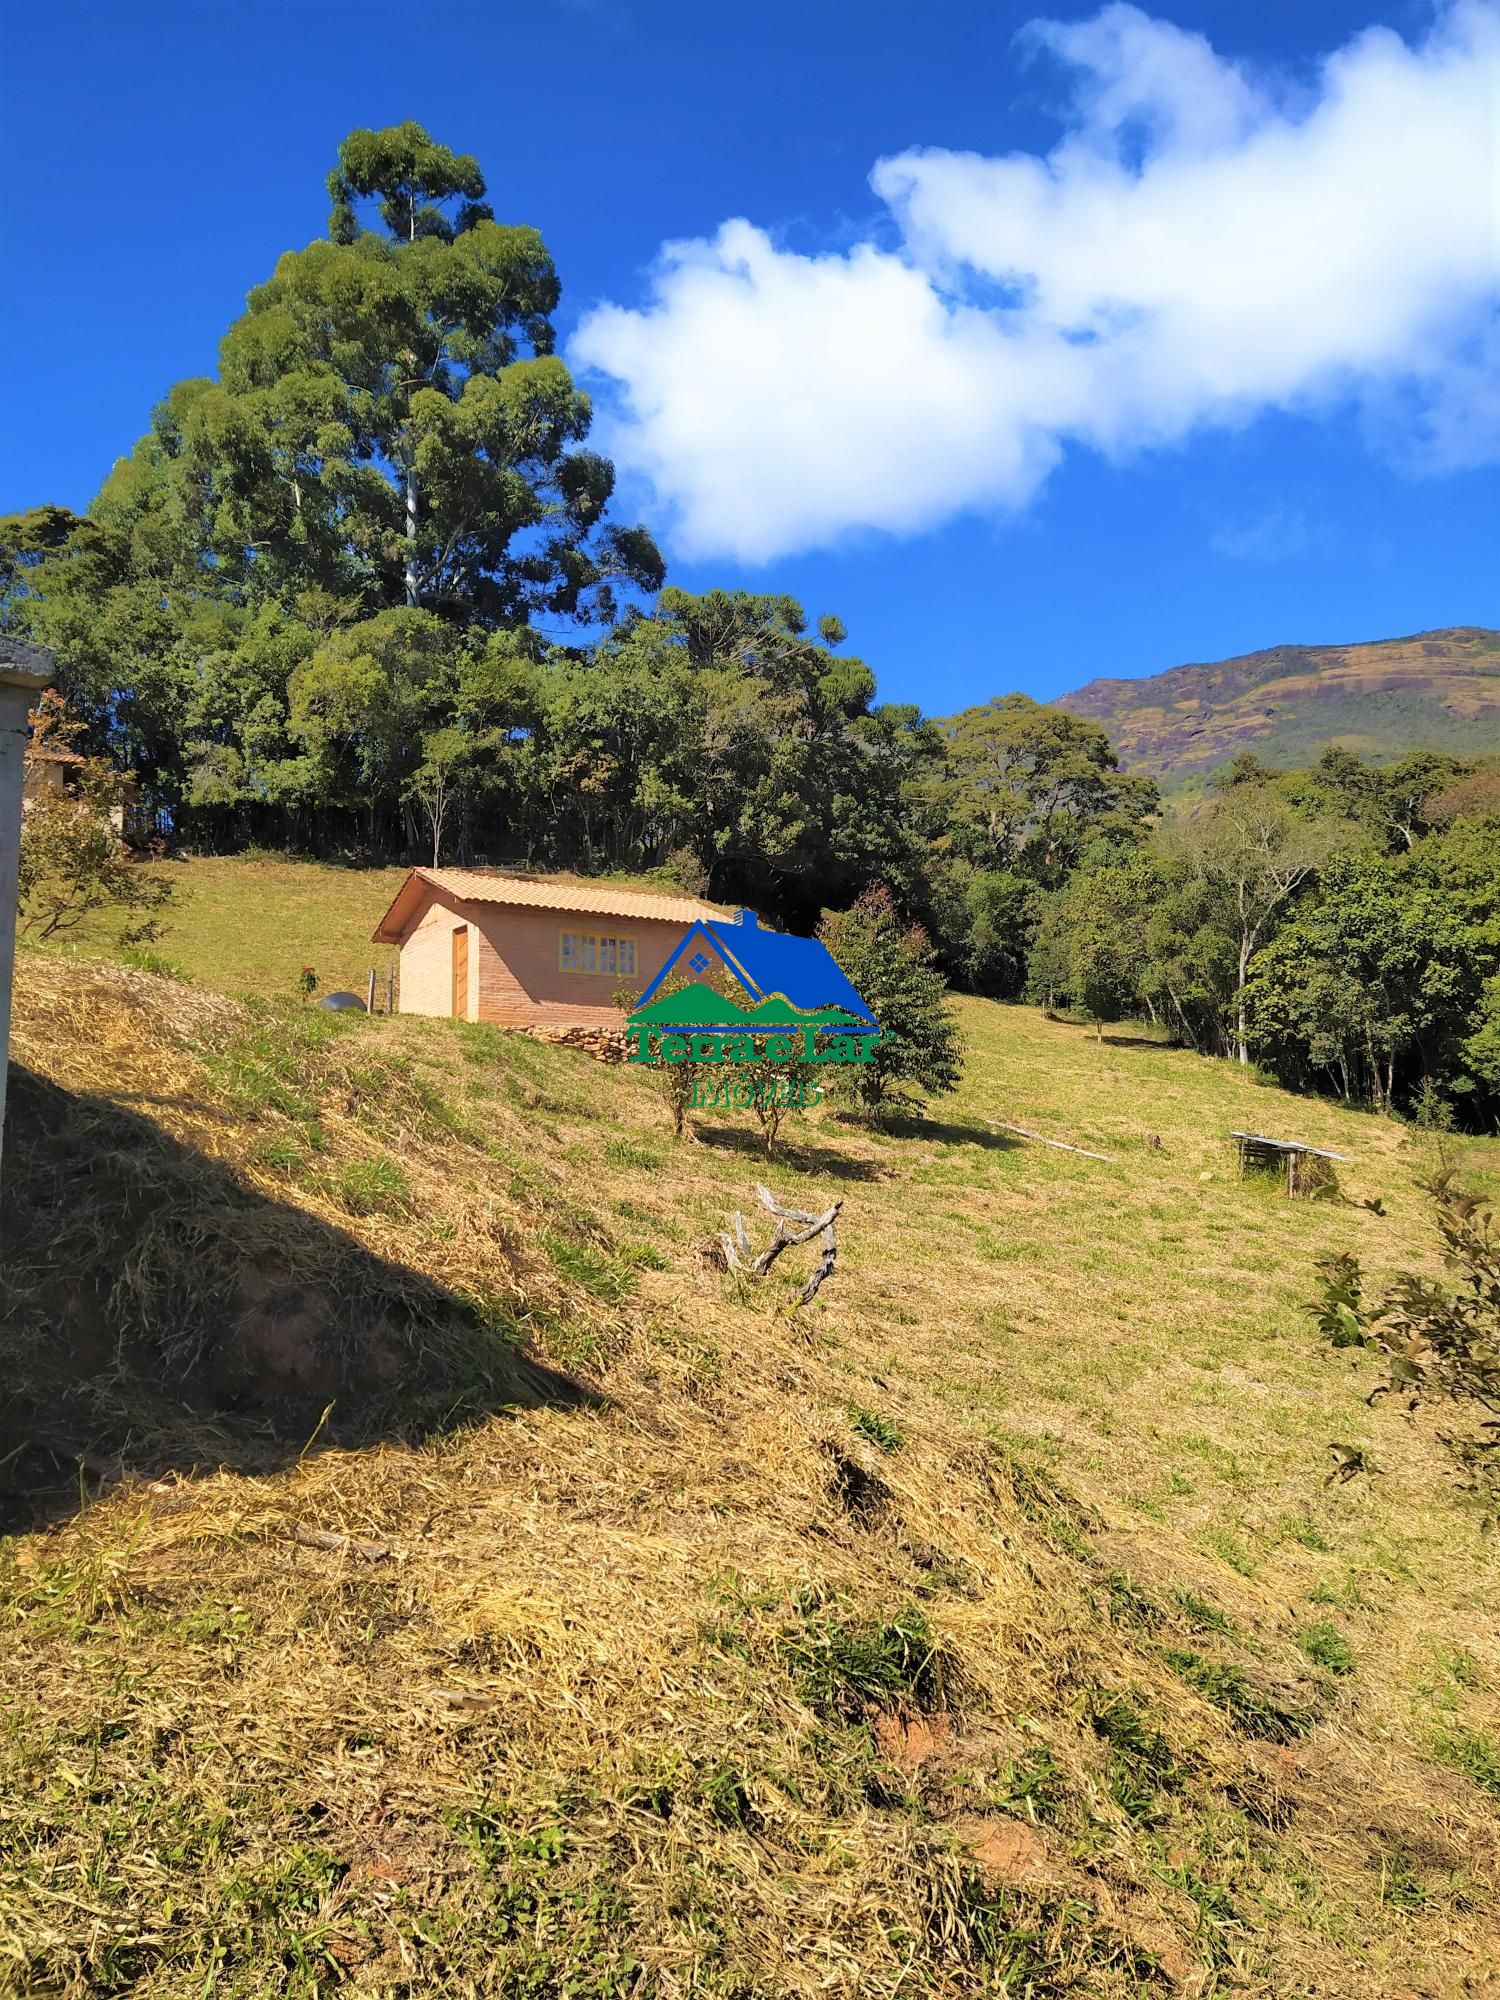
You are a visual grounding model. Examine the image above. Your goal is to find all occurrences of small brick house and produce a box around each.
[372,869,729,1029]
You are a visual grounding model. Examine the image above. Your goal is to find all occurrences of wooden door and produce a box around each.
[451,925,469,1018]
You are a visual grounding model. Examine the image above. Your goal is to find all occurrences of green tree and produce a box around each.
[405,724,471,866]
[1247,829,1500,1119]
[326,120,492,246]
[937,865,1038,999]
[98,121,663,628]
[1465,977,1500,1103]
[1136,859,1238,1053]
[587,591,943,924]
[941,694,1158,887]
[1031,858,1150,1039]
[818,888,963,1113]
[1289,745,1470,854]
[1165,786,1350,1064]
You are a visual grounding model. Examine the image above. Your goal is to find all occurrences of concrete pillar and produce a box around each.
[0,639,56,1189]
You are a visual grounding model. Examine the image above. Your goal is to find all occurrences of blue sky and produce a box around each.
[4,0,1495,713]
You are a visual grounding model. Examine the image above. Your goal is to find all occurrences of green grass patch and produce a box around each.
[1089,1695,1188,1824]
[779,1600,951,1724]
[537,1232,636,1305]
[845,1403,904,1452]
[1430,1726,1500,1795]
[331,1156,412,1217]
[1173,1590,1236,1637]
[1296,1619,1355,1677]
[1162,1649,1318,1742]
[1201,1527,1258,1578]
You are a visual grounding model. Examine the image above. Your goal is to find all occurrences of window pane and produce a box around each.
[561,932,577,969]
[620,939,636,976]
[581,935,597,972]
[600,937,617,974]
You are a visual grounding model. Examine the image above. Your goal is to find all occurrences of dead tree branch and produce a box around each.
[990,1121,1114,1163]
[293,1524,392,1561]
[718,1187,843,1307]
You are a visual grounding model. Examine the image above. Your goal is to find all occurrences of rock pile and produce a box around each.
[523,1023,626,1064]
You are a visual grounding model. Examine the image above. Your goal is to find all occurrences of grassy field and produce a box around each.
[3,858,1499,1997]
[44,854,409,1000]
[45,853,716,1004]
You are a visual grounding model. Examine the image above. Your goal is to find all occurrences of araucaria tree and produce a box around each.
[101,121,663,628]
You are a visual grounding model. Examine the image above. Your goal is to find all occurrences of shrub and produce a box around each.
[1307,1173,1500,1514]
[818,888,964,1114]
[18,691,171,947]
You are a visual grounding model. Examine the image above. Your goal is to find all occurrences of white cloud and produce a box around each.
[1210,504,1314,561]
[570,3,1499,563]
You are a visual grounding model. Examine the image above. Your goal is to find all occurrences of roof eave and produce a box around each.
[371,868,436,944]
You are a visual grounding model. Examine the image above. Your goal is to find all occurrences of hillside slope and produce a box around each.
[3,944,1499,1996]
[1057,626,1500,786]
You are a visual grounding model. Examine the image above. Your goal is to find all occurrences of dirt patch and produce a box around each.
[957,1814,1065,1885]
[869,1708,953,1769]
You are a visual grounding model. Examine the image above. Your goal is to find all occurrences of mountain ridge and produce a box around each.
[1055,624,1500,787]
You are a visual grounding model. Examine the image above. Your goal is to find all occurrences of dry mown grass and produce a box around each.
[2,948,1499,1998]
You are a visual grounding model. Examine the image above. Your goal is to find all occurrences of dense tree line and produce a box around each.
[3,122,1498,1130]
[1033,749,1500,1129]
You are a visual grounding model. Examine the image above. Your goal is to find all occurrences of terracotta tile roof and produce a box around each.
[373,868,728,942]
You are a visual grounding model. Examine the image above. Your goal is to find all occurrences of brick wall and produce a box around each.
[399,890,692,1028]
[398,885,478,1019]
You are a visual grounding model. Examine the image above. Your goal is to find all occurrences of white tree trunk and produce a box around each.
[404,460,420,608]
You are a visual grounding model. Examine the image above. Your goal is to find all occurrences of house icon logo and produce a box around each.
[624,909,879,1071]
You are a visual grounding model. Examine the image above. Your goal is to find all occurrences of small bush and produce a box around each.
[817,888,964,1114]
[1307,1175,1500,1515]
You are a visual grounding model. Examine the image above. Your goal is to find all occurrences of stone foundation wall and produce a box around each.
[522,1023,627,1064]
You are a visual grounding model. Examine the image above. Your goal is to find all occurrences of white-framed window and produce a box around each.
[560,930,636,977]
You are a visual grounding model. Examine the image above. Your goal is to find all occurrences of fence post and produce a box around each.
[0,641,56,1194]
[385,964,395,1016]
[366,967,377,1015]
